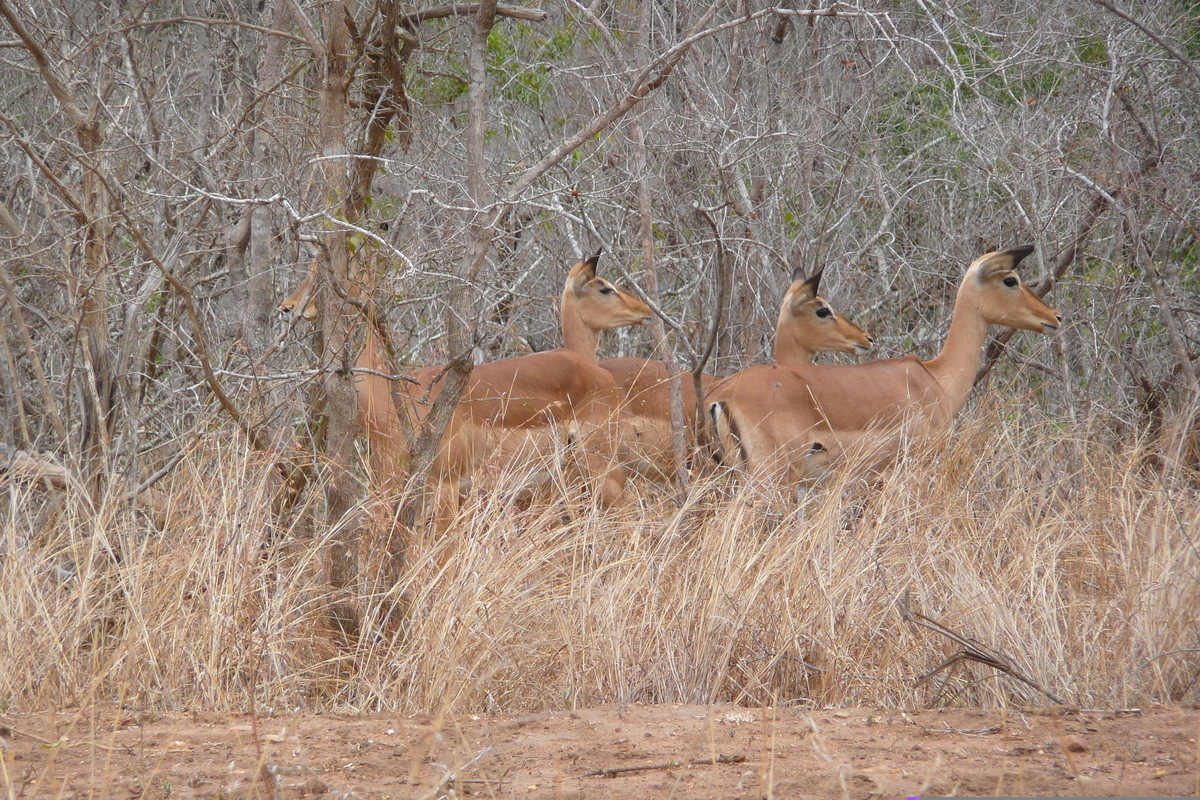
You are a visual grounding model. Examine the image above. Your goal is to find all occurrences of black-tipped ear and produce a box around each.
[585,250,601,272]
[569,253,598,294]
[802,266,824,297]
[1001,244,1035,267]
[977,245,1035,279]
[787,265,821,309]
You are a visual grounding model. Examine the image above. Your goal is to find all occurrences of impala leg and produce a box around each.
[426,477,458,533]
[490,426,560,505]
[563,407,632,509]
[593,459,631,508]
[797,440,833,484]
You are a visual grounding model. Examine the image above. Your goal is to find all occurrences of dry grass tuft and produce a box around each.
[2,405,1198,716]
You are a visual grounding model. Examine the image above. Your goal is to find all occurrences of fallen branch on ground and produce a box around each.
[900,588,1066,706]
[583,753,746,778]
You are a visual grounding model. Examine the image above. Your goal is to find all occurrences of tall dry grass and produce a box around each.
[2,402,1197,717]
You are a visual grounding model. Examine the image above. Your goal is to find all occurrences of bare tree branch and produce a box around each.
[400,3,546,25]
[1090,0,1200,89]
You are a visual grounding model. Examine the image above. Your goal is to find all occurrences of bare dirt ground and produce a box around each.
[4,703,1199,798]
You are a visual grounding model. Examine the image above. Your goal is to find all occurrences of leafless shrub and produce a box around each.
[0,0,1197,714]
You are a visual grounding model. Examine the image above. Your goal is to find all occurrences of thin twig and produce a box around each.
[400,3,547,25]
[0,720,63,746]
[583,753,746,778]
[0,716,126,753]
[975,155,1159,385]
[1089,0,1200,89]
[692,206,732,451]
[413,747,495,800]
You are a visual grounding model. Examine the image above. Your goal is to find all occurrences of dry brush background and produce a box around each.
[1,0,1198,718]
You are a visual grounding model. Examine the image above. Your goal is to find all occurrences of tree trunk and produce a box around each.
[400,0,497,522]
[316,0,365,638]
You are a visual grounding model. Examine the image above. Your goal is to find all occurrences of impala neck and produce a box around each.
[560,290,600,362]
[923,285,991,419]
[360,328,384,369]
[773,322,814,366]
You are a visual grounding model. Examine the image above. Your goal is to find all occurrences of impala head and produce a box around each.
[964,245,1062,334]
[278,253,374,323]
[278,262,319,322]
[776,266,874,362]
[563,252,653,332]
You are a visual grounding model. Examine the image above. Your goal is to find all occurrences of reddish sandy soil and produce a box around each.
[3,703,1199,798]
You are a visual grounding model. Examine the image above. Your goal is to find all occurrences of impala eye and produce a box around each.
[599,285,616,295]
[1003,276,1019,288]
[815,306,832,318]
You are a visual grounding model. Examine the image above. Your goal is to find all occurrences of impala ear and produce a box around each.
[583,250,601,276]
[791,264,807,284]
[977,245,1035,279]
[1001,244,1035,267]
[789,266,822,307]
[568,251,601,294]
[801,266,823,298]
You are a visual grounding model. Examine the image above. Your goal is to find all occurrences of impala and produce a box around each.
[600,266,873,483]
[280,252,653,517]
[707,245,1062,485]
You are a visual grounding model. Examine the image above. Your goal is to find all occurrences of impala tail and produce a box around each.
[708,400,745,467]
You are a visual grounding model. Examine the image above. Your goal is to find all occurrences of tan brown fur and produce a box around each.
[280,253,652,517]
[708,246,1062,485]
[601,266,872,483]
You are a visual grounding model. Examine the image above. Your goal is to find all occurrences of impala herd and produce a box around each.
[280,245,1060,522]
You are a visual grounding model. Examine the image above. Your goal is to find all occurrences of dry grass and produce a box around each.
[2,404,1198,718]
